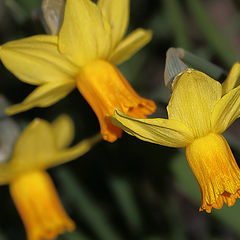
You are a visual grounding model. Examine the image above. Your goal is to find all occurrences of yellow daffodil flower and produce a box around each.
[0,0,156,142]
[112,62,240,213]
[0,115,101,240]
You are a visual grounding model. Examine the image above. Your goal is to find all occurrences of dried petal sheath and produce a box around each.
[10,171,75,240]
[76,60,156,142]
[186,133,240,213]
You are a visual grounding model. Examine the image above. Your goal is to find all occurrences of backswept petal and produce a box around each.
[112,109,194,148]
[5,80,75,115]
[0,35,78,85]
[0,119,57,185]
[98,0,129,48]
[211,85,240,133]
[10,119,57,171]
[222,62,240,95]
[167,69,222,138]
[3,119,101,181]
[59,0,111,66]
[109,28,152,65]
[49,133,102,168]
[52,115,75,149]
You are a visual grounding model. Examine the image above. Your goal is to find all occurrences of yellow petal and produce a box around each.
[211,85,240,133]
[112,109,194,148]
[52,114,75,149]
[109,28,152,65]
[5,80,75,115]
[167,69,222,138]
[49,133,102,168]
[58,0,111,66]
[0,35,78,85]
[0,121,101,185]
[0,119,57,183]
[11,119,57,171]
[98,0,129,48]
[222,62,240,95]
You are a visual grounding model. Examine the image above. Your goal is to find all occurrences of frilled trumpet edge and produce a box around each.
[186,133,240,213]
[76,60,156,142]
[10,170,75,240]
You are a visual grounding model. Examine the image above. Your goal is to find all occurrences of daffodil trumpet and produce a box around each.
[0,0,156,142]
[0,115,101,239]
[112,63,240,213]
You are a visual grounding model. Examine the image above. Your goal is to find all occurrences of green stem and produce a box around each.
[4,0,28,23]
[185,0,238,67]
[163,0,192,50]
[56,168,122,240]
[63,230,90,240]
[110,177,142,234]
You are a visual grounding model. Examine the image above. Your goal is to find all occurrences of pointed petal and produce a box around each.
[52,114,75,149]
[109,28,152,65]
[211,85,240,133]
[98,0,129,48]
[167,70,222,138]
[112,109,194,148]
[0,35,78,85]
[5,120,101,182]
[59,0,111,66]
[5,80,75,115]
[222,62,240,95]
[0,119,56,185]
[48,133,102,168]
[11,119,57,170]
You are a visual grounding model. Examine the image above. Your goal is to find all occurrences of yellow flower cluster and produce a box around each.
[0,0,240,239]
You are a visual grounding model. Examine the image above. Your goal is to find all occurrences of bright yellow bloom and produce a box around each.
[112,63,240,213]
[0,0,156,142]
[0,115,101,240]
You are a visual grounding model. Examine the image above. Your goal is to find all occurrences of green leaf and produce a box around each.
[56,168,122,240]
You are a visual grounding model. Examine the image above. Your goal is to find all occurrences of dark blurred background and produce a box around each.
[1,0,240,239]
